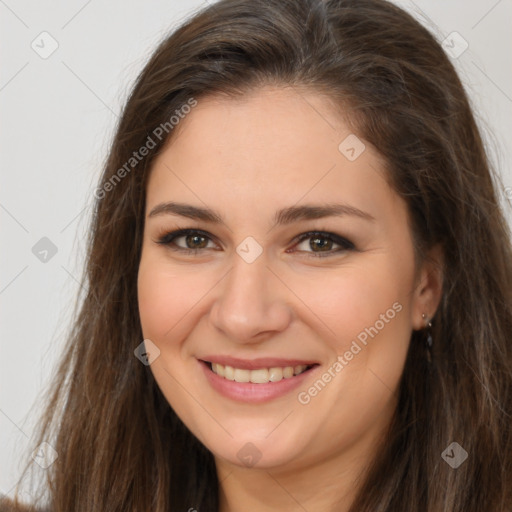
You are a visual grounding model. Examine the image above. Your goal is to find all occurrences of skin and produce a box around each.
[137,86,443,512]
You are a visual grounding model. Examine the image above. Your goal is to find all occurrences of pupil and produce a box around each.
[311,236,331,252]
[187,234,207,249]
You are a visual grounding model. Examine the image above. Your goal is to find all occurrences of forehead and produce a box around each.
[146,86,400,226]
[162,86,355,171]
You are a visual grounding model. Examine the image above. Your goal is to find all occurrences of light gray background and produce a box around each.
[1,0,511,499]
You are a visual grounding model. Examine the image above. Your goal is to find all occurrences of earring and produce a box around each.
[422,313,433,363]
[422,313,433,347]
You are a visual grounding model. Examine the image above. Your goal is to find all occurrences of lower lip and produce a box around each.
[199,360,317,403]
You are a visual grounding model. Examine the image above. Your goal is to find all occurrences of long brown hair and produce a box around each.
[4,0,512,510]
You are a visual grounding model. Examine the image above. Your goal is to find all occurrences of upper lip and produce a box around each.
[200,355,319,370]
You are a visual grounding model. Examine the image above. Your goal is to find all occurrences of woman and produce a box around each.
[3,0,511,510]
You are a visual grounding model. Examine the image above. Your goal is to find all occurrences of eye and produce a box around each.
[155,229,219,253]
[289,231,355,258]
[155,228,355,258]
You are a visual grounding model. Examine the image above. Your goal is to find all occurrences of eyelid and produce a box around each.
[154,227,356,257]
[291,230,355,254]
[155,228,221,249]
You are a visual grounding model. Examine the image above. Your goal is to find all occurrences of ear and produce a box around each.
[411,243,444,331]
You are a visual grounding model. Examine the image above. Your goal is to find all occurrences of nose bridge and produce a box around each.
[210,250,291,342]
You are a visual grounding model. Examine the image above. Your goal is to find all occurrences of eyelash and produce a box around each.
[155,228,355,258]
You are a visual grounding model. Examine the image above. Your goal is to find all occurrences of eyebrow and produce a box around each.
[148,201,375,225]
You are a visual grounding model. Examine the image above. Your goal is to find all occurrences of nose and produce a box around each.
[209,251,293,344]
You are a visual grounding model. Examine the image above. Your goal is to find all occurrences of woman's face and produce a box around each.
[137,86,440,472]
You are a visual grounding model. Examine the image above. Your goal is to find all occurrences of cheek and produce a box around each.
[328,262,413,391]
[294,263,412,425]
[137,257,199,343]
[293,260,411,348]
[137,255,216,439]
[137,237,225,336]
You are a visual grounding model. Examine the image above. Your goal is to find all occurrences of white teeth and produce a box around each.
[283,366,294,379]
[250,369,269,384]
[224,365,235,380]
[234,368,250,383]
[294,365,304,375]
[268,367,283,382]
[214,363,225,377]
[209,362,310,383]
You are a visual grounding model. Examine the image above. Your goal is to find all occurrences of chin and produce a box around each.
[198,420,312,470]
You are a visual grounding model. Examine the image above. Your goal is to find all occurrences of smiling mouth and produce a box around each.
[203,360,317,384]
